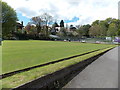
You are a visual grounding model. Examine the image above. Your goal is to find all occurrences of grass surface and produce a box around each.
[2,40,115,74]
[2,47,114,88]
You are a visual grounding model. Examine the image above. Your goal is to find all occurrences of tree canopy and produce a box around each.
[89,18,120,37]
[60,20,64,27]
[2,1,18,38]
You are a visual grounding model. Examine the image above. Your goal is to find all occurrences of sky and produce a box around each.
[3,0,120,26]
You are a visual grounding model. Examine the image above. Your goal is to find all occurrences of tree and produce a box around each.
[60,20,64,27]
[30,13,53,39]
[41,13,53,26]
[79,24,91,37]
[40,13,53,38]
[76,28,83,38]
[2,1,18,38]
[60,27,67,37]
[116,29,120,36]
[89,25,101,37]
[25,24,37,35]
[90,19,109,37]
[52,22,59,28]
[107,23,117,37]
[31,16,42,34]
[92,20,100,26]
[51,22,59,35]
[99,21,107,36]
[105,18,113,24]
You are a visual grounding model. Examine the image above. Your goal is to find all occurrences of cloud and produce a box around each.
[3,0,119,25]
[17,7,37,18]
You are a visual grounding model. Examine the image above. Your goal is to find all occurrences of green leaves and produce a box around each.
[89,18,120,37]
[60,20,64,27]
[2,1,18,38]
[107,23,118,36]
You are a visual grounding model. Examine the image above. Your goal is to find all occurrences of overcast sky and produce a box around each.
[3,0,120,26]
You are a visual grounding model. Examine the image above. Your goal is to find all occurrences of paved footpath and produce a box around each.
[64,47,118,88]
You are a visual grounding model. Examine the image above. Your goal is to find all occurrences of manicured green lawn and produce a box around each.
[2,47,114,88]
[2,40,115,74]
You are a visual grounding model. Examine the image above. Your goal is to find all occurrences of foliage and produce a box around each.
[99,21,107,36]
[107,23,118,36]
[25,24,37,35]
[76,28,83,38]
[116,29,120,36]
[2,1,18,38]
[78,24,91,36]
[58,27,67,37]
[40,13,53,26]
[89,25,100,37]
[52,22,59,28]
[31,16,42,34]
[92,20,100,25]
[30,13,53,38]
[60,20,64,27]
[89,18,120,37]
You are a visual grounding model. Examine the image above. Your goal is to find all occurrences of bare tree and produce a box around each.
[40,13,53,38]
[40,13,53,26]
[31,16,43,34]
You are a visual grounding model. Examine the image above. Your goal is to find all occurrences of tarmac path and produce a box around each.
[64,46,119,88]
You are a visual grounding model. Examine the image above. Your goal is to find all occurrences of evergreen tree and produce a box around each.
[60,20,64,27]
